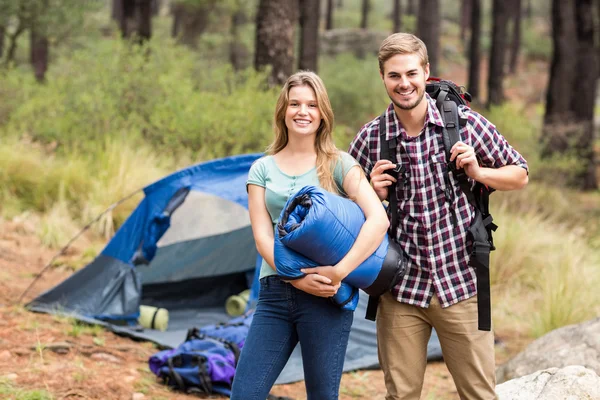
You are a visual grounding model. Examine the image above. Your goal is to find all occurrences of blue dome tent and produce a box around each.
[26,153,442,384]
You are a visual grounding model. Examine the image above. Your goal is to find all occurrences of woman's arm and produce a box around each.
[302,166,389,285]
[247,184,339,297]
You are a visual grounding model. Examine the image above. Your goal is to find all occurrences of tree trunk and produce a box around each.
[151,0,160,16]
[0,25,5,60]
[570,0,598,189]
[112,0,123,22]
[230,5,249,71]
[525,0,532,20]
[487,0,510,106]
[417,0,440,76]
[30,28,49,82]
[508,0,522,74]
[326,0,334,30]
[468,0,481,101]
[360,0,370,29]
[460,0,471,42]
[119,0,151,41]
[171,2,213,48]
[541,0,577,155]
[299,0,320,72]
[138,0,152,42]
[406,0,416,15]
[255,0,298,86]
[392,0,402,33]
[30,0,49,82]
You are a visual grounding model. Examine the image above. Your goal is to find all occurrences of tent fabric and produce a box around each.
[27,152,443,385]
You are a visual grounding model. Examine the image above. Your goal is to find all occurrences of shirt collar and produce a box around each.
[383,93,445,141]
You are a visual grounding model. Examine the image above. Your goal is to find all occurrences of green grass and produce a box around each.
[0,378,53,400]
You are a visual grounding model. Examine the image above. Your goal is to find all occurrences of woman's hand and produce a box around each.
[301,266,345,287]
[289,274,340,297]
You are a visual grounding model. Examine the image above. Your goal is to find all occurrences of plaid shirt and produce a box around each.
[349,94,528,308]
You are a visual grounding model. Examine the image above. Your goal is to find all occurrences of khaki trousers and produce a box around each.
[376,292,496,400]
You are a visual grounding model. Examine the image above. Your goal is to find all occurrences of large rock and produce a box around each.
[495,365,600,400]
[496,318,600,383]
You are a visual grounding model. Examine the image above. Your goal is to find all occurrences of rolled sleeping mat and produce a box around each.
[275,185,406,304]
[225,289,251,317]
[138,305,169,331]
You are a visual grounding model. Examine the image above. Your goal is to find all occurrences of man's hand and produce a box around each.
[289,274,340,297]
[301,266,346,287]
[450,142,481,181]
[369,160,398,201]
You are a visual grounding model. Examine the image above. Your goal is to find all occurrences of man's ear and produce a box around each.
[424,63,430,81]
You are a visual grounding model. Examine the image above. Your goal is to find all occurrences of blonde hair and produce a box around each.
[267,71,341,194]
[378,33,429,73]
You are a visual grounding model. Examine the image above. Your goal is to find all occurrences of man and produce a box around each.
[348,33,528,400]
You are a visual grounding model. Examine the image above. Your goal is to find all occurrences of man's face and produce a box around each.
[380,53,430,111]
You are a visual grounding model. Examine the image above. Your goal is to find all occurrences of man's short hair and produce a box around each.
[378,33,429,73]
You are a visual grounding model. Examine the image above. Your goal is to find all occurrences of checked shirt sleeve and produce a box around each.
[460,107,529,172]
[348,121,378,177]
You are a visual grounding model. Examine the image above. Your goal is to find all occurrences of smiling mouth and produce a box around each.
[397,88,415,97]
[294,119,312,126]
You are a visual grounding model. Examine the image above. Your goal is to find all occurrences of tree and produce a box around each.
[569,0,598,189]
[508,0,522,74]
[230,1,250,71]
[170,0,225,48]
[118,0,152,41]
[325,0,334,30]
[487,0,510,106]
[0,25,4,59]
[467,0,481,101]
[460,0,471,42]
[299,0,320,72]
[417,0,440,76]
[360,0,370,29]
[392,0,402,33]
[406,0,416,15]
[255,0,297,86]
[541,0,599,189]
[30,0,49,82]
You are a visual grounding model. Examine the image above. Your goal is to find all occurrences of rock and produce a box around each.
[496,318,600,383]
[90,352,122,364]
[496,365,600,400]
[131,393,145,400]
[0,350,12,360]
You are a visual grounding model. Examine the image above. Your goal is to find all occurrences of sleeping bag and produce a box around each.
[275,185,406,309]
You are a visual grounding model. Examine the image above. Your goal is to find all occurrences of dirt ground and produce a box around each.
[0,210,532,400]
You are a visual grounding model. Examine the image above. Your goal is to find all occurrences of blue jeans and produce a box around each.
[230,276,354,400]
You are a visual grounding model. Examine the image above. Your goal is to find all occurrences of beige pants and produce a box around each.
[376,292,496,400]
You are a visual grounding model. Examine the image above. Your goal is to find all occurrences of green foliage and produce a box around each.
[0,378,53,400]
[320,52,389,137]
[521,21,552,61]
[3,37,277,159]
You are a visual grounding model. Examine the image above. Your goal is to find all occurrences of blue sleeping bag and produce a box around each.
[274,185,406,310]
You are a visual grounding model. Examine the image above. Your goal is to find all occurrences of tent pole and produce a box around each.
[16,188,143,305]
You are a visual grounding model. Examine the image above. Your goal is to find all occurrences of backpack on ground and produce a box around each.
[148,311,254,396]
[378,78,497,331]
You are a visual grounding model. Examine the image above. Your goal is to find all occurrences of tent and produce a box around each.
[27,153,442,384]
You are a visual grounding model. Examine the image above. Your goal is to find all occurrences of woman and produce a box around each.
[230,71,389,400]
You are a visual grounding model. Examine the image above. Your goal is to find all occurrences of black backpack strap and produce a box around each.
[435,86,496,332]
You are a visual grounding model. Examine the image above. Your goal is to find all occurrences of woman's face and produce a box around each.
[284,85,321,139]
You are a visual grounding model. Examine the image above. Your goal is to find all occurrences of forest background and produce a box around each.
[0,0,599,399]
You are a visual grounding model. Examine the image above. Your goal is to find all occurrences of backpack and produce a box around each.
[148,311,254,396]
[379,78,497,331]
